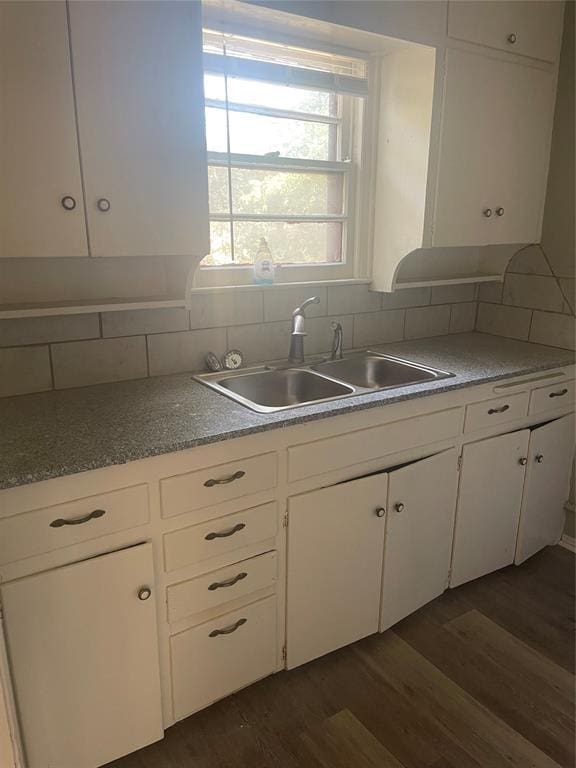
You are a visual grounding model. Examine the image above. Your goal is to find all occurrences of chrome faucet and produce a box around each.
[330,321,344,360]
[288,296,320,364]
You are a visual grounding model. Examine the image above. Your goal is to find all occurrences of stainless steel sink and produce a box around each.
[194,352,452,413]
[200,367,354,413]
[312,353,442,390]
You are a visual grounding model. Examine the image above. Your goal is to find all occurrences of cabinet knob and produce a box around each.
[519,457,527,466]
[61,195,76,211]
[375,507,385,518]
[394,502,405,513]
[507,33,517,44]
[535,454,544,464]
[97,198,111,213]
[496,207,505,217]
[138,587,152,601]
[483,208,493,218]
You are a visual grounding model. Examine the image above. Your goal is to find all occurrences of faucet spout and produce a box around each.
[288,296,320,364]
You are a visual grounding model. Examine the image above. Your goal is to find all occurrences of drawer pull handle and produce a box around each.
[488,404,510,415]
[535,454,544,464]
[208,572,247,591]
[50,509,106,528]
[204,470,246,488]
[205,523,246,541]
[549,388,568,398]
[209,618,247,638]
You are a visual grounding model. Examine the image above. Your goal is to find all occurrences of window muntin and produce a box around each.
[202,30,366,272]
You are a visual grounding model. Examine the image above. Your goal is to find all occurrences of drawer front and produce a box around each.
[164,501,278,573]
[464,392,529,433]
[529,380,575,416]
[288,408,464,482]
[0,485,149,565]
[167,551,277,624]
[161,452,277,518]
[171,595,277,720]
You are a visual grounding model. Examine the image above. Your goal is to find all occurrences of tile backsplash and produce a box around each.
[0,283,478,397]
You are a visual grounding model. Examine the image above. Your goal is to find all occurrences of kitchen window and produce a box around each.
[199,30,368,285]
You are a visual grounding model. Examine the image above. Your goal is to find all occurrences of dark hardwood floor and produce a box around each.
[107,546,575,768]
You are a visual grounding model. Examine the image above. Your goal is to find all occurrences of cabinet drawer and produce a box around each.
[161,453,277,518]
[0,485,149,565]
[167,551,277,624]
[171,595,277,720]
[164,501,277,573]
[464,392,529,433]
[288,408,463,482]
[529,380,575,416]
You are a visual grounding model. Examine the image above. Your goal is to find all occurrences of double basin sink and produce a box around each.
[195,351,453,413]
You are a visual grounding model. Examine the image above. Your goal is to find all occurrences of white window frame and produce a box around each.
[194,29,370,289]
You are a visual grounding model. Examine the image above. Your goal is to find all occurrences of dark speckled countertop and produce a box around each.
[1,333,573,490]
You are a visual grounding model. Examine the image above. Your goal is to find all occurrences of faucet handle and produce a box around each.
[294,296,320,315]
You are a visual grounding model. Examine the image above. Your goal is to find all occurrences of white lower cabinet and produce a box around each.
[1,543,163,768]
[451,430,529,587]
[380,449,458,631]
[170,596,277,720]
[286,473,388,669]
[515,415,575,564]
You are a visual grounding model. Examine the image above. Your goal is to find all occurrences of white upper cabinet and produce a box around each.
[448,1,564,64]
[68,1,209,258]
[0,1,88,258]
[433,49,555,248]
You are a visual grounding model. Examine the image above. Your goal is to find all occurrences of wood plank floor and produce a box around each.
[106,546,575,768]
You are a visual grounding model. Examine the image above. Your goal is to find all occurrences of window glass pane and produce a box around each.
[231,168,343,216]
[226,79,334,116]
[204,73,226,101]
[204,221,233,265]
[205,107,228,152]
[232,221,342,264]
[228,111,334,160]
[208,166,230,214]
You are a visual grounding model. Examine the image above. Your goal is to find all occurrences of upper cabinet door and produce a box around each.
[380,449,458,632]
[515,415,575,565]
[286,473,387,669]
[68,0,210,258]
[450,430,530,588]
[0,1,87,258]
[433,49,554,248]
[448,1,564,64]
[1,543,163,768]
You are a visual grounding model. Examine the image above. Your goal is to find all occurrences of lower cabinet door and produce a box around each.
[286,473,387,669]
[380,449,458,632]
[170,596,277,720]
[451,430,529,587]
[1,543,163,768]
[515,415,575,564]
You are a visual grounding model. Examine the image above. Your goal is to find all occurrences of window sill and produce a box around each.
[188,277,371,295]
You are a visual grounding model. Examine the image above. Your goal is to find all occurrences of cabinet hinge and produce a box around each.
[457,454,463,472]
[282,645,287,664]
[283,513,288,529]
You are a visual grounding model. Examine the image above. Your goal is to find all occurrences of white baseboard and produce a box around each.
[559,534,576,553]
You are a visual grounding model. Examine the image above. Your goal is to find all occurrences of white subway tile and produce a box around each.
[478,282,503,304]
[381,287,431,310]
[227,322,291,365]
[52,337,147,389]
[507,245,552,275]
[503,274,566,313]
[476,303,532,340]
[405,305,450,339]
[0,314,99,347]
[326,284,381,315]
[189,291,263,329]
[101,308,189,337]
[147,328,227,376]
[353,310,405,348]
[431,284,476,304]
[304,315,354,356]
[449,302,477,334]
[0,347,52,397]
[529,311,575,350]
